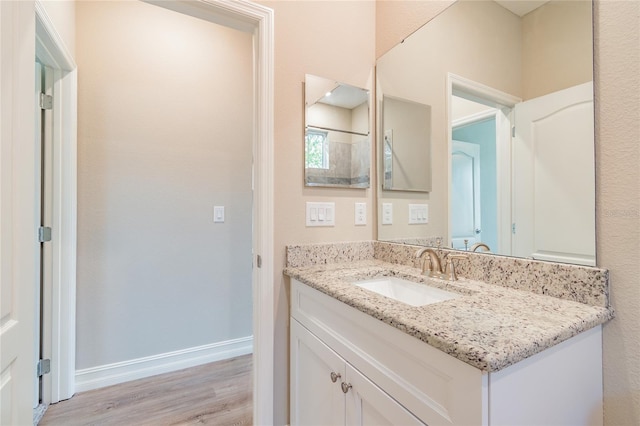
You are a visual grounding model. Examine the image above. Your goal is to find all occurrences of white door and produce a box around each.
[1,1,38,424]
[290,319,345,426]
[344,363,425,426]
[512,82,595,265]
[451,140,481,249]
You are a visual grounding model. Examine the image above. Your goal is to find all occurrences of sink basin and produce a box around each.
[352,277,459,307]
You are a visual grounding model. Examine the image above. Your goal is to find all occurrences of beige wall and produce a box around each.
[594,1,640,423]
[75,1,253,368]
[258,1,375,422]
[376,0,454,58]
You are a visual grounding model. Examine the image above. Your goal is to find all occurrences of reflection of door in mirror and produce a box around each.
[451,141,482,250]
[450,94,504,253]
[512,82,595,266]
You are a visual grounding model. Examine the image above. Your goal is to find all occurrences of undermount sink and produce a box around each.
[352,276,460,307]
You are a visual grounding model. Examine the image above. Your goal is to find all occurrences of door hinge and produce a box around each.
[39,93,53,110]
[511,126,516,138]
[38,226,52,243]
[256,254,262,268]
[512,223,516,234]
[37,359,51,377]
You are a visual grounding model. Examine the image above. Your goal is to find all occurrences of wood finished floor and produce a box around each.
[39,355,252,426]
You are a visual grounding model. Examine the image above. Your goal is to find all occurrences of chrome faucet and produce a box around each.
[415,247,444,277]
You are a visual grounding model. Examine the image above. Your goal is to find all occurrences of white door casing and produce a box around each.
[35,0,78,404]
[34,59,53,410]
[512,82,595,265]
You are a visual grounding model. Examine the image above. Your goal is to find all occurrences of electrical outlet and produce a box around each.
[382,203,393,225]
[355,202,366,225]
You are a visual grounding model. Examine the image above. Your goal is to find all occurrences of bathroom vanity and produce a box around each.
[285,242,613,426]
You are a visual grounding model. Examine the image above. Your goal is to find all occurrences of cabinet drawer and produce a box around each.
[291,279,487,425]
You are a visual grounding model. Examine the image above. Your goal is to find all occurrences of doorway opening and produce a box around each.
[450,96,499,252]
[33,0,274,424]
[447,73,520,255]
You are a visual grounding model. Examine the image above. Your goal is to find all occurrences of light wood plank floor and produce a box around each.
[39,355,252,426]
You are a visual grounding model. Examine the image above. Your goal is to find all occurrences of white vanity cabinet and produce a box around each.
[290,278,604,426]
[291,319,424,425]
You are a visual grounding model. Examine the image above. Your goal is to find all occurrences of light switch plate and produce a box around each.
[214,206,225,223]
[355,202,366,225]
[306,202,335,227]
[382,203,393,225]
[408,204,428,224]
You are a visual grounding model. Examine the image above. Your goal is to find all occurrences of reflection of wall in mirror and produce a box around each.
[306,102,369,186]
[350,101,371,185]
[382,96,431,191]
[521,0,592,99]
[376,0,592,246]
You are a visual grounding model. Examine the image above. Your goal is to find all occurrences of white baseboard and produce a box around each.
[75,335,253,393]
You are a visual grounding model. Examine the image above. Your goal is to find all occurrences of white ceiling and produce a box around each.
[495,0,550,17]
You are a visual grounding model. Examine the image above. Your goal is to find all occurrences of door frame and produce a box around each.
[446,73,520,254]
[35,1,78,404]
[13,0,275,422]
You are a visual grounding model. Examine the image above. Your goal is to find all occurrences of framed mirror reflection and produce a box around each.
[376,0,595,266]
[305,74,371,188]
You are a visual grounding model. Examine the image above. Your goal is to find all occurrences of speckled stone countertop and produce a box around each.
[284,258,614,372]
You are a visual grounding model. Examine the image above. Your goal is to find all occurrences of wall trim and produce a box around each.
[75,336,253,393]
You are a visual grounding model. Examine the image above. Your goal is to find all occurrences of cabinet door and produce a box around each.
[291,319,345,426]
[345,364,425,426]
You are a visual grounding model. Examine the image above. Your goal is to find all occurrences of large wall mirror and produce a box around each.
[376,0,595,266]
[305,74,371,188]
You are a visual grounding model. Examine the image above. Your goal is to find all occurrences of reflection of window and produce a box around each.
[305,129,329,169]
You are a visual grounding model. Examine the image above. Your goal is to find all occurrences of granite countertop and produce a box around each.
[284,259,614,372]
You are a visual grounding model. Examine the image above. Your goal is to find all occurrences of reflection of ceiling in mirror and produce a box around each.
[319,84,369,109]
[451,97,496,122]
[495,0,550,17]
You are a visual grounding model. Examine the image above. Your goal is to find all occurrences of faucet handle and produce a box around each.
[445,254,468,281]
